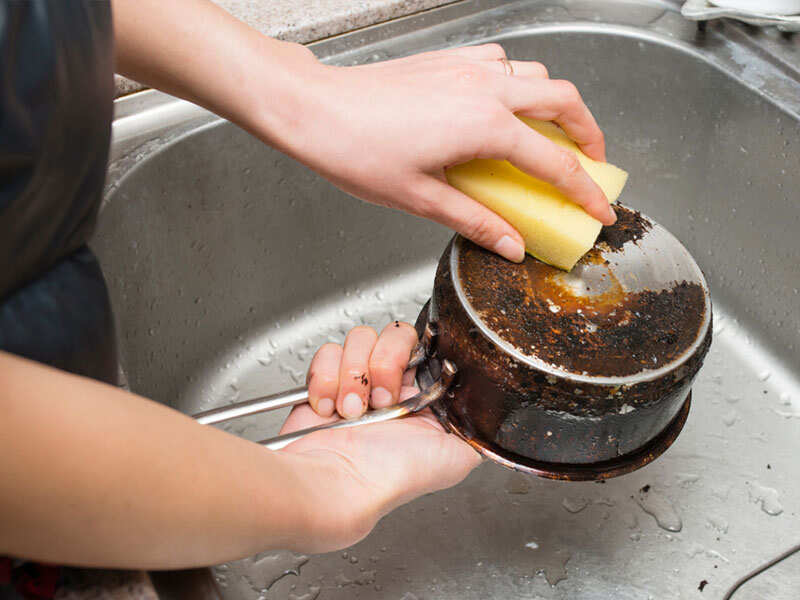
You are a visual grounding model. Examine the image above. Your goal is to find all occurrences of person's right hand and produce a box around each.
[261,43,616,263]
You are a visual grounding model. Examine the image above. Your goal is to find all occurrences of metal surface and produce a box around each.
[98,0,800,597]
[259,360,456,451]
[453,208,712,383]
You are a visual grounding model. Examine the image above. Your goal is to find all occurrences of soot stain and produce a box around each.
[597,205,653,251]
[458,210,705,377]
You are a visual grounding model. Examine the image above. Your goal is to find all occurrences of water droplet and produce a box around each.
[635,486,682,532]
[779,392,791,405]
[676,473,700,487]
[722,410,738,427]
[706,514,729,534]
[257,356,272,366]
[505,472,531,495]
[561,497,588,513]
[746,482,783,516]
[533,549,571,586]
[288,586,320,600]
[246,551,309,591]
[525,540,540,550]
[758,370,771,381]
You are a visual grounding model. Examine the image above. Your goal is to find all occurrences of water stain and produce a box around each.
[288,585,320,600]
[334,570,377,586]
[562,497,589,513]
[746,481,783,516]
[687,542,729,563]
[706,514,729,534]
[533,549,571,586]
[635,486,683,532]
[676,473,700,487]
[505,472,532,495]
[722,410,738,427]
[244,551,309,591]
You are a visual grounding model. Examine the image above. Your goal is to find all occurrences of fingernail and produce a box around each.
[495,235,525,263]
[371,387,393,408]
[317,397,334,416]
[342,393,364,418]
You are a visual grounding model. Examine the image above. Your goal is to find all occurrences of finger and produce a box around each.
[500,78,606,162]
[306,343,342,417]
[368,322,419,408]
[337,326,378,419]
[279,403,338,436]
[480,59,549,79]
[415,176,525,262]
[439,43,507,60]
[399,384,419,401]
[499,118,615,225]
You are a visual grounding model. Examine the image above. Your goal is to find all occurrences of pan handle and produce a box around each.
[191,322,454,450]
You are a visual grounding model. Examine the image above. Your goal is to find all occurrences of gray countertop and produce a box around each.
[115,0,453,96]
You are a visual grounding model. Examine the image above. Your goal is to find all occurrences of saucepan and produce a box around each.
[193,206,712,481]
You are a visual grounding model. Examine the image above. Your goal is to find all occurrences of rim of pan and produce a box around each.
[450,219,713,386]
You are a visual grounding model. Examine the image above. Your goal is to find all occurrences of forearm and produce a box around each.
[111,0,312,153]
[0,351,319,568]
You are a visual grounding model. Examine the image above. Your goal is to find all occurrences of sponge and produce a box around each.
[445,118,628,271]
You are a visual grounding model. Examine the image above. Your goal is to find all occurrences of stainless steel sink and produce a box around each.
[96,1,800,598]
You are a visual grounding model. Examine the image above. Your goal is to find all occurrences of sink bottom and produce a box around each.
[188,267,800,600]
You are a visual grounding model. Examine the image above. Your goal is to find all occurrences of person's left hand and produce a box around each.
[275,322,481,552]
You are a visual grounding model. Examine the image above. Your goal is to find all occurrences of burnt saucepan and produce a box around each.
[416,205,712,480]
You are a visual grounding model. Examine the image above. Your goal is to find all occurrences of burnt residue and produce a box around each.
[458,238,706,377]
[597,205,652,251]
[421,238,712,474]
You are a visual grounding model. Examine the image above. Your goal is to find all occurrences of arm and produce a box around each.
[0,351,321,567]
[112,0,615,264]
[0,324,478,566]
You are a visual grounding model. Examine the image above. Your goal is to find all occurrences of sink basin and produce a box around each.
[95,0,800,597]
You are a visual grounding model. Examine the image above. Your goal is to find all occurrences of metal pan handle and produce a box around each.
[192,323,454,450]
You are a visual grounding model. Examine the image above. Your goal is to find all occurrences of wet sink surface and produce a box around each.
[95,1,800,598]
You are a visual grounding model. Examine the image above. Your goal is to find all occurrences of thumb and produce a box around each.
[414,175,525,263]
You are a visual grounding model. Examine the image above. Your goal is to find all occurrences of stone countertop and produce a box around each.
[115,0,453,96]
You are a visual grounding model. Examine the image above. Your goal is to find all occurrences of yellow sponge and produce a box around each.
[445,118,628,271]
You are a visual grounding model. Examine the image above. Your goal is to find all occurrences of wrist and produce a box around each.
[242,38,327,155]
[272,448,380,554]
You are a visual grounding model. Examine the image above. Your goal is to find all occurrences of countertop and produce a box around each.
[115,0,453,96]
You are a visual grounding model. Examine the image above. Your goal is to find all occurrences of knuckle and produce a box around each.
[309,371,339,391]
[555,150,582,187]
[349,325,377,339]
[345,367,370,382]
[533,62,549,78]
[369,357,397,381]
[482,42,506,58]
[554,79,581,102]
[461,209,495,244]
[455,64,483,85]
[317,342,342,356]
[411,190,439,220]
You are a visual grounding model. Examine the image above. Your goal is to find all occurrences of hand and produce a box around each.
[269,43,616,262]
[276,323,481,552]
